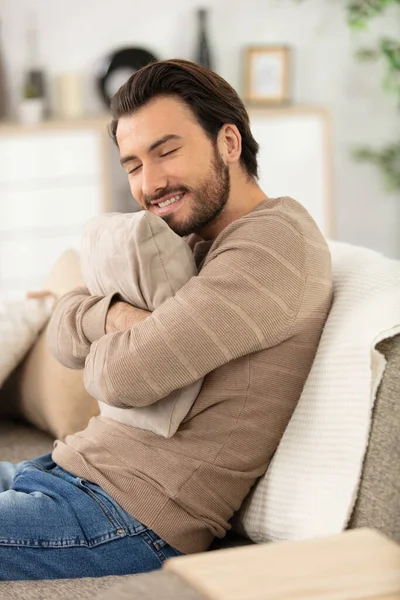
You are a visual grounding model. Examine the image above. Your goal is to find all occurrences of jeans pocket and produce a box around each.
[13,454,56,482]
[77,479,124,530]
[140,528,184,565]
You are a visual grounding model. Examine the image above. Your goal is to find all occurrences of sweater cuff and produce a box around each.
[81,293,118,343]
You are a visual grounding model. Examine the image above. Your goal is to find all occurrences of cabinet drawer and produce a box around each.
[0,234,81,283]
[0,278,46,300]
[249,111,330,236]
[0,183,103,231]
[0,130,101,184]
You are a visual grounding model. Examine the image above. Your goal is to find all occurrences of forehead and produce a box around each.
[115,96,203,152]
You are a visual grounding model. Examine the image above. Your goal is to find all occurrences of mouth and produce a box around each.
[150,192,186,217]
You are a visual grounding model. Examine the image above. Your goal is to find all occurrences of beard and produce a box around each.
[145,146,230,238]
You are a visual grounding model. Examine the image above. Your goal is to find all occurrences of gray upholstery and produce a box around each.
[0,575,127,600]
[0,420,53,462]
[349,335,400,543]
[0,572,205,600]
[94,571,205,600]
[0,336,399,598]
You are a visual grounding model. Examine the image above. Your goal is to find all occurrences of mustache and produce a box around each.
[143,185,192,207]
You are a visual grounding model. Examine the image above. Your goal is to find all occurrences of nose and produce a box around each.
[140,162,168,202]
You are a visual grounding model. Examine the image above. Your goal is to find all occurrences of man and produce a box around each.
[0,59,332,580]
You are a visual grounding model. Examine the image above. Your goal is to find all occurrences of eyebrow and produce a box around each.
[120,134,183,166]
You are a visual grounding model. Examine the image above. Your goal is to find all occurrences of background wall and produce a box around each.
[1,0,399,256]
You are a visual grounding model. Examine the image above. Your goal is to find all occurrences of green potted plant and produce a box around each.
[19,72,45,125]
[294,0,400,192]
[18,15,46,125]
[19,73,45,125]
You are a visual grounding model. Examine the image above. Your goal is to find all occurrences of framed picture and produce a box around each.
[244,46,290,104]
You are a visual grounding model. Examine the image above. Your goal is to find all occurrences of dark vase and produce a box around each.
[0,20,8,120]
[195,8,213,71]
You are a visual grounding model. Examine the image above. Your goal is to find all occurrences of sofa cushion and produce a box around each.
[15,249,99,440]
[94,571,205,600]
[0,571,205,600]
[0,574,129,600]
[0,421,53,463]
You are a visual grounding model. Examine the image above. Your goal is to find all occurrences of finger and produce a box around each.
[26,290,56,299]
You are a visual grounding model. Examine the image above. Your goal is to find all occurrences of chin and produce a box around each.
[163,213,194,236]
[165,222,189,237]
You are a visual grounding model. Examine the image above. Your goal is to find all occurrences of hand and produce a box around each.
[106,300,151,334]
[26,290,57,300]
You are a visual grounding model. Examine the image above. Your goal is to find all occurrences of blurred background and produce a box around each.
[0,0,399,298]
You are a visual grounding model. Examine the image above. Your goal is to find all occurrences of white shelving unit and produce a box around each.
[248,106,334,239]
[0,116,113,298]
[0,106,334,299]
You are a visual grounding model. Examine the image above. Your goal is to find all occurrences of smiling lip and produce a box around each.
[150,192,186,217]
[150,191,184,206]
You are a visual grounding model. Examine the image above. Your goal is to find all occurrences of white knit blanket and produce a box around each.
[236,241,400,542]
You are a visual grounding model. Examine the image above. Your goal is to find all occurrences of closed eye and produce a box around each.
[127,164,142,175]
[160,148,179,157]
[127,148,179,174]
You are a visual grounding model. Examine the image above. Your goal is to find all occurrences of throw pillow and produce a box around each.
[0,297,54,389]
[80,211,203,438]
[16,249,99,440]
[234,241,400,543]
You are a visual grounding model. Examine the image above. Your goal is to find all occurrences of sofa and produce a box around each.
[0,243,399,599]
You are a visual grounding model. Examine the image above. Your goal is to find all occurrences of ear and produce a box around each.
[217,124,242,166]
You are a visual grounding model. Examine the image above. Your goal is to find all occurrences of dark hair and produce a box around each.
[109,59,259,179]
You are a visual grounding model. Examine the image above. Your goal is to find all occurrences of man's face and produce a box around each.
[117,95,230,237]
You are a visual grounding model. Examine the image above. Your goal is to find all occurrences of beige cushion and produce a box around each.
[81,211,197,311]
[16,249,99,440]
[80,211,203,438]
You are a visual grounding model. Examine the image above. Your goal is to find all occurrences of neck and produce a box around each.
[199,170,267,240]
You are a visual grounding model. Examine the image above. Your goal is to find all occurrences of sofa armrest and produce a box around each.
[349,334,400,543]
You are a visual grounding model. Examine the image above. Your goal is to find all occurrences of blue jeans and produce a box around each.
[0,453,182,581]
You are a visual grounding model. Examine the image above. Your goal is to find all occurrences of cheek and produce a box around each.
[173,158,204,186]
[128,177,143,206]
[186,149,212,177]
[165,160,186,182]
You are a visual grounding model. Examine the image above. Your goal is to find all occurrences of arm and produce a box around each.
[46,286,116,369]
[83,222,306,409]
[106,301,151,334]
[47,235,203,370]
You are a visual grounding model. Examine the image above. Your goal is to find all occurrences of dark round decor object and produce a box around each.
[96,47,158,107]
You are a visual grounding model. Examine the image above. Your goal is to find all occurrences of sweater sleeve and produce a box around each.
[47,287,116,369]
[83,220,307,408]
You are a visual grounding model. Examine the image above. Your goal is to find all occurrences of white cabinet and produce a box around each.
[0,107,333,299]
[0,118,112,298]
[0,130,101,182]
[248,107,333,238]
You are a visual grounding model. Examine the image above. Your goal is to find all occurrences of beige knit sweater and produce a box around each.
[49,197,333,555]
